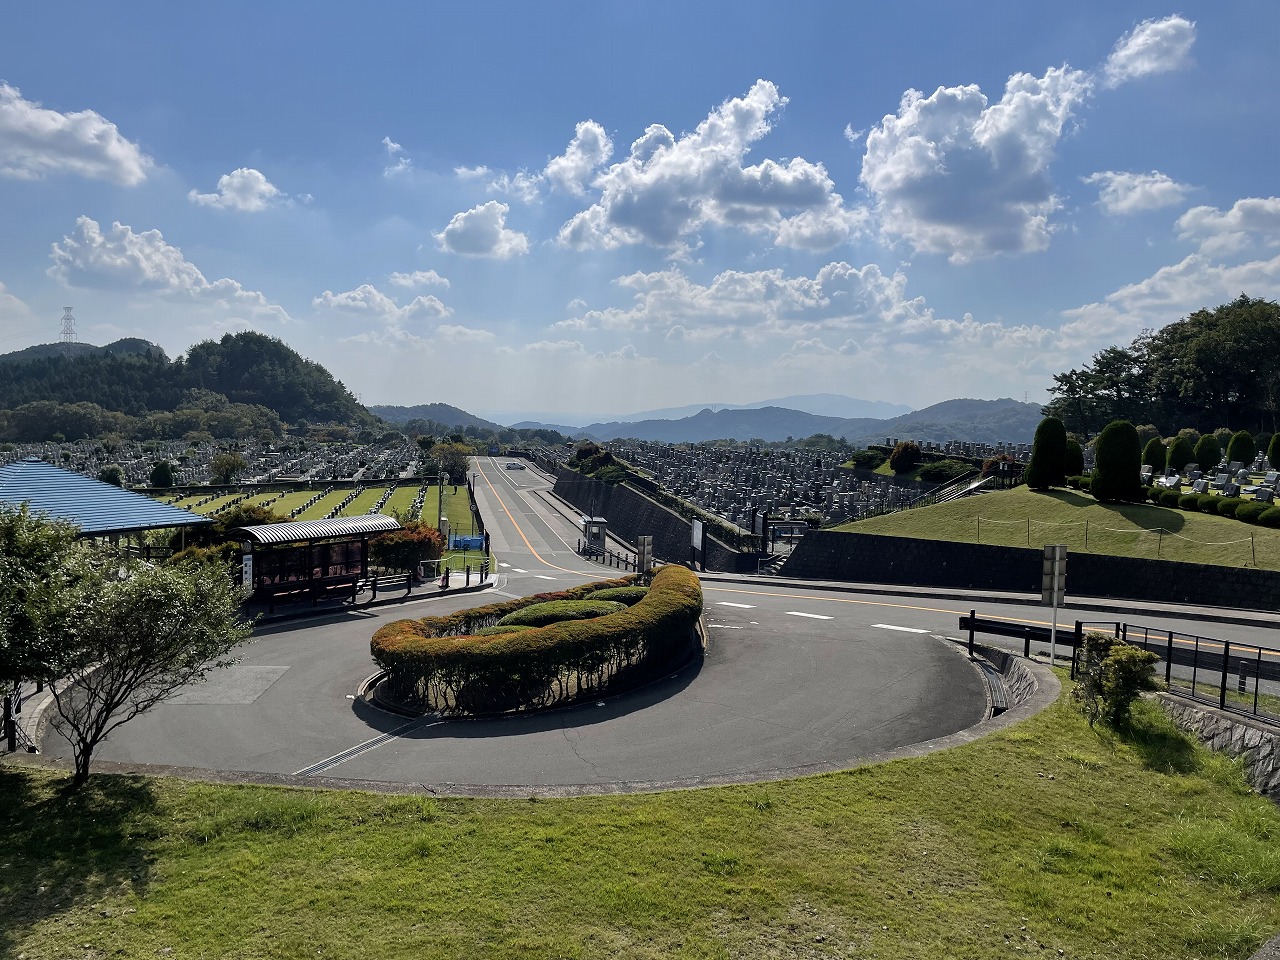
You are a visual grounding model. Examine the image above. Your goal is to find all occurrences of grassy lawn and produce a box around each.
[3,692,1278,960]
[835,486,1279,569]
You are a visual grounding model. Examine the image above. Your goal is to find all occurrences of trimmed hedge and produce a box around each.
[473,624,534,637]
[497,599,626,628]
[1178,493,1201,512]
[1216,497,1245,518]
[583,586,649,605]
[1261,507,1280,529]
[371,566,702,715]
[1235,502,1270,524]
[1092,420,1143,503]
[1158,489,1183,508]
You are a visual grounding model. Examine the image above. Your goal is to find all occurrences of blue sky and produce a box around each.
[2,3,1278,423]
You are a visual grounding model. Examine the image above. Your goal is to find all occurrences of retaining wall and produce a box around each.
[1157,694,1280,799]
[781,530,1280,611]
[552,468,762,573]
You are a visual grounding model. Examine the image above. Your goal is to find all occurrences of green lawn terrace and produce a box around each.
[157,480,473,527]
[837,485,1280,571]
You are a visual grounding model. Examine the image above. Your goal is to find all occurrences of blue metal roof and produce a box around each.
[0,457,212,536]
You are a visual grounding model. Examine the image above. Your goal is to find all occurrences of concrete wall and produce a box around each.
[1158,695,1280,799]
[552,468,761,573]
[781,530,1280,611]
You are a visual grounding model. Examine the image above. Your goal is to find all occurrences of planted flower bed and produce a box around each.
[370,565,703,715]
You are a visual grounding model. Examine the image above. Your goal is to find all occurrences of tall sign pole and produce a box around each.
[1041,544,1067,663]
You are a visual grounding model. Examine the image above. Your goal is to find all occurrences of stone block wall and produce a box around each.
[781,530,1280,611]
[1158,694,1280,799]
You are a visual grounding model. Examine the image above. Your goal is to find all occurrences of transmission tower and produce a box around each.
[59,306,78,357]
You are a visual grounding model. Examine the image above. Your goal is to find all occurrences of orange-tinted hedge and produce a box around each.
[371,566,702,714]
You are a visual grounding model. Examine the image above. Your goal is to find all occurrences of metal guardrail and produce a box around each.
[960,611,1280,726]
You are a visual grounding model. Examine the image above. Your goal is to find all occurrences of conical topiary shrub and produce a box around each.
[1023,416,1067,490]
[1092,420,1144,503]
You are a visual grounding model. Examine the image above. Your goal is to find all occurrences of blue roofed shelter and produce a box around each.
[0,456,212,541]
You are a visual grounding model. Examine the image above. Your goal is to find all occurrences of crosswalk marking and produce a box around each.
[717,601,756,609]
[872,623,929,634]
[786,611,833,620]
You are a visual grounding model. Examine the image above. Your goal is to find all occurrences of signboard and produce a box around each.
[637,535,653,572]
[450,534,486,551]
[1040,544,1067,606]
[241,551,253,588]
[691,519,703,549]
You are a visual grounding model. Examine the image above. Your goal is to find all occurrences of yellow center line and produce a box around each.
[473,460,589,576]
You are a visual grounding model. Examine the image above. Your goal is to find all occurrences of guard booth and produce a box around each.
[581,516,607,557]
[235,515,401,610]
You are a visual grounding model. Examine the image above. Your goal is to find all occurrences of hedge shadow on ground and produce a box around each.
[0,770,156,956]
[1044,489,1189,533]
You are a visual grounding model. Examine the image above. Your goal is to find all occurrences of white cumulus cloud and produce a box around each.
[435,201,529,258]
[313,283,451,322]
[543,120,613,196]
[188,167,285,211]
[382,136,412,177]
[1103,15,1196,87]
[1176,197,1280,256]
[48,216,290,321]
[0,82,152,185]
[435,324,496,344]
[0,280,33,321]
[557,81,861,253]
[860,66,1092,262]
[1083,170,1190,215]
[388,269,450,288]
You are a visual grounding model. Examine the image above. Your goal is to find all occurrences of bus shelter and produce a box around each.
[235,514,401,610]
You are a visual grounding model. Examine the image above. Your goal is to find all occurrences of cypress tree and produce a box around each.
[1269,433,1280,471]
[1165,435,1195,474]
[1092,420,1143,503]
[1065,437,1084,477]
[1141,436,1166,472]
[1192,434,1221,470]
[1023,416,1067,489]
[1226,430,1256,468]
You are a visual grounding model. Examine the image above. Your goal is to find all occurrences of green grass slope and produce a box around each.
[4,694,1278,959]
[836,486,1279,570]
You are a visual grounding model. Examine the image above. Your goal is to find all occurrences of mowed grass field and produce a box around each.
[835,486,1280,570]
[168,481,471,526]
[4,693,1279,959]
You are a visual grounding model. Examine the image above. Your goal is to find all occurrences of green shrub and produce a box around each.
[1064,438,1084,477]
[1141,436,1166,471]
[1235,501,1270,524]
[583,586,649,605]
[888,440,922,474]
[1067,475,1083,490]
[1269,433,1280,470]
[918,459,972,483]
[1073,632,1159,727]
[1158,489,1183,508]
[1259,507,1280,529]
[1178,493,1201,511]
[1166,435,1195,473]
[1227,430,1256,467]
[845,449,886,470]
[1092,420,1143,503]
[1216,497,1245,518]
[1193,434,1222,471]
[1147,486,1162,504]
[497,599,627,628]
[1196,493,1219,513]
[1024,416,1067,490]
[1079,475,1091,493]
[473,624,534,637]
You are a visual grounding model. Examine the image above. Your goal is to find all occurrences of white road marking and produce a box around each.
[872,623,930,634]
[498,562,511,568]
[717,601,756,609]
[512,568,528,573]
[535,575,557,580]
[709,624,743,630]
[786,611,833,620]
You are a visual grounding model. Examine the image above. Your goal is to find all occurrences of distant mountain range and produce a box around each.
[368,403,506,434]
[540,397,1043,445]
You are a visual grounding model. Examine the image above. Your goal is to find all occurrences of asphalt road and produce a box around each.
[40,457,1274,792]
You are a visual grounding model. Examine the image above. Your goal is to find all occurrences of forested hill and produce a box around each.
[0,332,373,440]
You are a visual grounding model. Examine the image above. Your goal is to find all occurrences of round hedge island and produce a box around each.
[370,565,704,716]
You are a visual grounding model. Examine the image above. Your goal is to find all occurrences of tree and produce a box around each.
[1165,435,1195,474]
[1192,434,1221,470]
[1073,631,1158,727]
[431,441,472,482]
[210,451,247,485]
[1023,416,1067,490]
[1141,436,1166,472]
[369,520,446,571]
[97,464,124,487]
[1226,430,1256,467]
[47,555,253,790]
[1064,438,1084,477]
[1091,420,1143,503]
[888,440,922,474]
[1269,433,1280,470]
[0,506,82,691]
[149,460,175,488]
